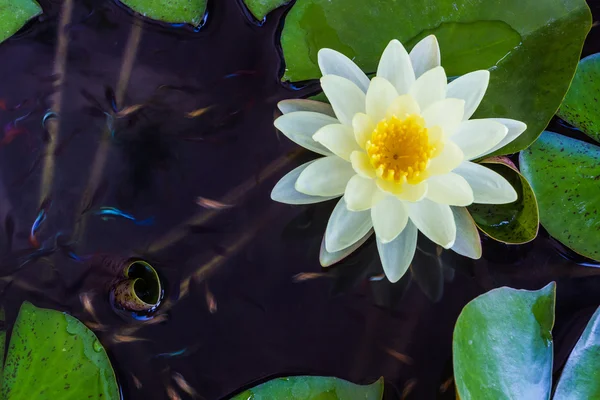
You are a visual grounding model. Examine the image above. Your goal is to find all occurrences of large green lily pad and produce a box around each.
[520,131,600,261]
[280,0,591,154]
[243,0,289,20]
[1,302,119,399]
[230,376,384,399]
[557,53,600,143]
[118,0,206,26]
[467,158,539,244]
[453,283,556,400]
[0,0,42,44]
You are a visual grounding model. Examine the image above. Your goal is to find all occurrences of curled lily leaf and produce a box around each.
[111,260,163,313]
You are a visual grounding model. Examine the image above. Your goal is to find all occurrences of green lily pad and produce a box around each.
[118,0,206,26]
[519,131,600,261]
[1,302,119,399]
[557,53,600,143]
[553,305,600,399]
[0,0,42,44]
[280,0,591,154]
[230,376,384,399]
[453,283,556,400]
[243,0,289,20]
[467,158,539,244]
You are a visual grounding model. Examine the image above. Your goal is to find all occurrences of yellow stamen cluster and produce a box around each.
[366,114,436,184]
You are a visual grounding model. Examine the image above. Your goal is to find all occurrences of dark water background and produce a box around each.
[0,0,599,399]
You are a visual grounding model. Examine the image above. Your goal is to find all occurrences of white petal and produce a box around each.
[325,197,373,252]
[366,77,399,122]
[421,98,465,136]
[427,141,464,175]
[409,35,441,78]
[377,39,416,95]
[409,66,447,111]
[321,75,366,126]
[453,161,518,204]
[320,230,373,267]
[295,156,356,196]
[350,151,376,179]
[396,181,428,202]
[313,124,361,161]
[451,119,508,160]
[274,112,337,155]
[352,113,374,149]
[447,70,490,121]
[481,119,528,156]
[345,175,378,211]
[271,161,340,205]
[451,206,482,259]
[426,173,474,206]
[318,48,370,92]
[377,221,417,283]
[371,195,409,243]
[277,99,336,117]
[407,199,456,248]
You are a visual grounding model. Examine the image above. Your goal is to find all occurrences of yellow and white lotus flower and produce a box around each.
[272,35,527,282]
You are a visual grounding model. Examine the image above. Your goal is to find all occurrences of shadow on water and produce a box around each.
[0,0,599,399]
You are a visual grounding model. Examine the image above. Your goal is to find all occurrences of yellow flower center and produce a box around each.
[366,114,437,184]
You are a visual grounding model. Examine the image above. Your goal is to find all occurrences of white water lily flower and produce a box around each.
[272,35,527,283]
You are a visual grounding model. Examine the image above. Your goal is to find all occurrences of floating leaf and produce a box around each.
[557,53,600,143]
[453,283,555,400]
[118,0,206,26]
[243,0,289,21]
[467,158,539,244]
[0,0,42,44]
[112,260,162,312]
[553,305,600,399]
[280,0,591,154]
[230,376,384,400]
[1,302,119,399]
[520,131,600,261]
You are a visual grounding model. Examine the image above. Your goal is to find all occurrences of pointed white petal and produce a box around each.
[295,156,355,196]
[376,220,417,283]
[421,98,465,136]
[274,112,337,155]
[345,174,378,211]
[318,48,370,92]
[352,113,374,149]
[371,195,409,243]
[481,119,528,156]
[277,99,336,117]
[447,70,490,120]
[350,151,376,179]
[321,75,366,126]
[407,199,456,248]
[451,119,508,160]
[313,124,361,161]
[376,39,415,95]
[427,141,465,175]
[366,77,399,122]
[386,94,421,119]
[325,197,373,252]
[450,206,482,259]
[453,161,518,204]
[409,66,447,111]
[320,230,373,267]
[426,173,474,206]
[409,35,441,78]
[271,161,340,204]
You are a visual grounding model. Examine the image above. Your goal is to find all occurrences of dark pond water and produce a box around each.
[0,0,599,399]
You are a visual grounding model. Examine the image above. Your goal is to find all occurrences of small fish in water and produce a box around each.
[293,272,328,282]
[116,104,144,118]
[185,106,212,119]
[401,379,417,400]
[132,374,143,390]
[94,207,154,226]
[385,348,413,365]
[111,334,150,344]
[166,386,182,400]
[172,372,200,398]
[196,197,233,210]
[369,274,386,281]
[80,292,100,322]
[205,282,217,314]
[29,199,51,248]
[223,70,256,79]
[439,377,454,393]
[42,111,59,129]
[1,122,27,146]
